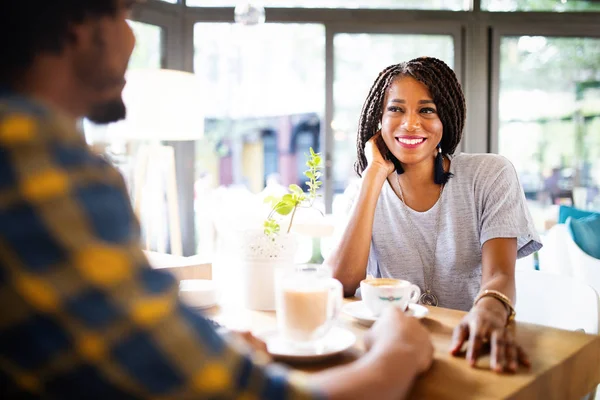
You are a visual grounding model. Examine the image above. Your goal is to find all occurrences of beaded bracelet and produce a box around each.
[473,289,516,326]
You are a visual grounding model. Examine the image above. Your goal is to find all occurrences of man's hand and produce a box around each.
[365,306,434,375]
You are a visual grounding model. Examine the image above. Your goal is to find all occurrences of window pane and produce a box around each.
[332,34,454,208]
[194,23,325,255]
[187,0,466,11]
[498,36,600,230]
[483,0,600,12]
[128,21,163,69]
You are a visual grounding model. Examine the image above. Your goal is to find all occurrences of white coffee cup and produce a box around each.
[360,278,421,317]
[276,265,343,345]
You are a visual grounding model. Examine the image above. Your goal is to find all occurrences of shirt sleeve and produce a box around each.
[0,109,320,400]
[478,156,543,258]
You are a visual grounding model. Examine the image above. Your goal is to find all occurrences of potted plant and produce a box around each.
[239,148,323,310]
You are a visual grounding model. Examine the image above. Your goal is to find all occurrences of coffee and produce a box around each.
[279,288,328,341]
[360,278,421,316]
[366,278,404,287]
[275,265,342,345]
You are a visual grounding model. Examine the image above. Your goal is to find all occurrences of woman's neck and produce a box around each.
[391,156,449,212]
[398,157,439,190]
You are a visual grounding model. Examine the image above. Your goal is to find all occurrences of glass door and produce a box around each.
[492,33,600,231]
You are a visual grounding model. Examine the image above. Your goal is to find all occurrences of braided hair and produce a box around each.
[354,57,466,184]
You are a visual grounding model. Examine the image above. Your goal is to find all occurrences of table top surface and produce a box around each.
[205,299,600,400]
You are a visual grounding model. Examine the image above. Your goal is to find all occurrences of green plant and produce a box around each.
[264,147,323,237]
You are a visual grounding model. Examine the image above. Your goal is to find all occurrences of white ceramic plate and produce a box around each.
[256,326,356,363]
[342,301,429,326]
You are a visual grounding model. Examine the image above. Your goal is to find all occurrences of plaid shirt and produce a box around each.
[0,92,319,400]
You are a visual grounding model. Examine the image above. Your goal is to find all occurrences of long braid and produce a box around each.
[354,56,466,184]
[355,65,405,175]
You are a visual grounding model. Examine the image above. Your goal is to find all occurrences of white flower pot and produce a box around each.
[238,230,297,311]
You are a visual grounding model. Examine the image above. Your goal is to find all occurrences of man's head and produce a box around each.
[0,0,138,123]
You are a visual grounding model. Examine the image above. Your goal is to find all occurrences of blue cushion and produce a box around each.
[558,205,599,224]
[567,215,600,259]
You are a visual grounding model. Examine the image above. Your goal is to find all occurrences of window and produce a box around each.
[194,23,325,255]
[194,22,325,193]
[498,36,600,228]
[128,21,163,69]
[187,0,466,11]
[483,0,600,12]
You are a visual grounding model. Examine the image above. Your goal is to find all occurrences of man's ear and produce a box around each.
[66,20,95,51]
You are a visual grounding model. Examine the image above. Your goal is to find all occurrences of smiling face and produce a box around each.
[380,76,443,167]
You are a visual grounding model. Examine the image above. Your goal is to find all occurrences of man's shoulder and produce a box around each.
[0,94,51,121]
[0,95,83,147]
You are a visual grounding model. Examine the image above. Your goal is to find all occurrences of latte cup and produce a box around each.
[360,278,421,317]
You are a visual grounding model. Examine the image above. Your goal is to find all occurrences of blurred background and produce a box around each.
[84,0,600,258]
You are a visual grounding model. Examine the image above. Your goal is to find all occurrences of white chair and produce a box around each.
[515,269,599,334]
[566,230,600,297]
[515,254,536,271]
[537,224,573,277]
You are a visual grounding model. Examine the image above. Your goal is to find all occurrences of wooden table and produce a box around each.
[205,299,600,400]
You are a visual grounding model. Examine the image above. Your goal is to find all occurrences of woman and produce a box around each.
[326,57,542,373]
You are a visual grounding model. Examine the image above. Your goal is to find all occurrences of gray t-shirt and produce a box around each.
[343,153,542,311]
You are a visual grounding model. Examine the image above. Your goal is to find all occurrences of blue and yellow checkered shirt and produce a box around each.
[0,92,319,399]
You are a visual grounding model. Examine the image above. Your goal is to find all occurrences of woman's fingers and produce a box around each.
[505,331,518,373]
[517,344,532,369]
[465,322,486,366]
[450,322,469,355]
[490,329,506,372]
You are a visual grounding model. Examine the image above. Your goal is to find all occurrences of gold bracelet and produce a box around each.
[473,289,516,326]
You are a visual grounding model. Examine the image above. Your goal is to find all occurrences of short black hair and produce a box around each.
[355,57,466,177]
[0,1,121,84]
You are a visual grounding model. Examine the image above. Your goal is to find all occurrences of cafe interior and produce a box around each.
[82,0,600,398]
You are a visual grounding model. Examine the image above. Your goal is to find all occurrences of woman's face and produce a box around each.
[380,76,443,167]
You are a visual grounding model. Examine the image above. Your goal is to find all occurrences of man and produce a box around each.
[0,1,433,399]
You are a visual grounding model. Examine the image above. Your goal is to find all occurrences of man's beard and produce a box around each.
[87,98,126,124]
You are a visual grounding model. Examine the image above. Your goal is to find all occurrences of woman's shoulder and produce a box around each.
[452,153,515,177]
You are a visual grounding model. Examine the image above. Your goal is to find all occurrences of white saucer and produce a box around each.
[179,280,217,309]
[342,301,429,326]
[255,326,356,363]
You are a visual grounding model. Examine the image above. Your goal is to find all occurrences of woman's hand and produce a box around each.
[449,297,530,373]
[364,131,395,177]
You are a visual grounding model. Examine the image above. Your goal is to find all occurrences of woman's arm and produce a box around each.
[451,238,530,373]
[325,133,394,296]
[480,237,517,305]
[326,167,388,296]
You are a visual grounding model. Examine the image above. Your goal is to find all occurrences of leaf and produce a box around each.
[306,160,315,168]
[305,171,314,179]
[264,218,281,237]
[281,194,299,207]
[310,147,316,157]
[314,156,322,166]
[264,195,281,207]
[274,201,294,216]
[289,184,303,196]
